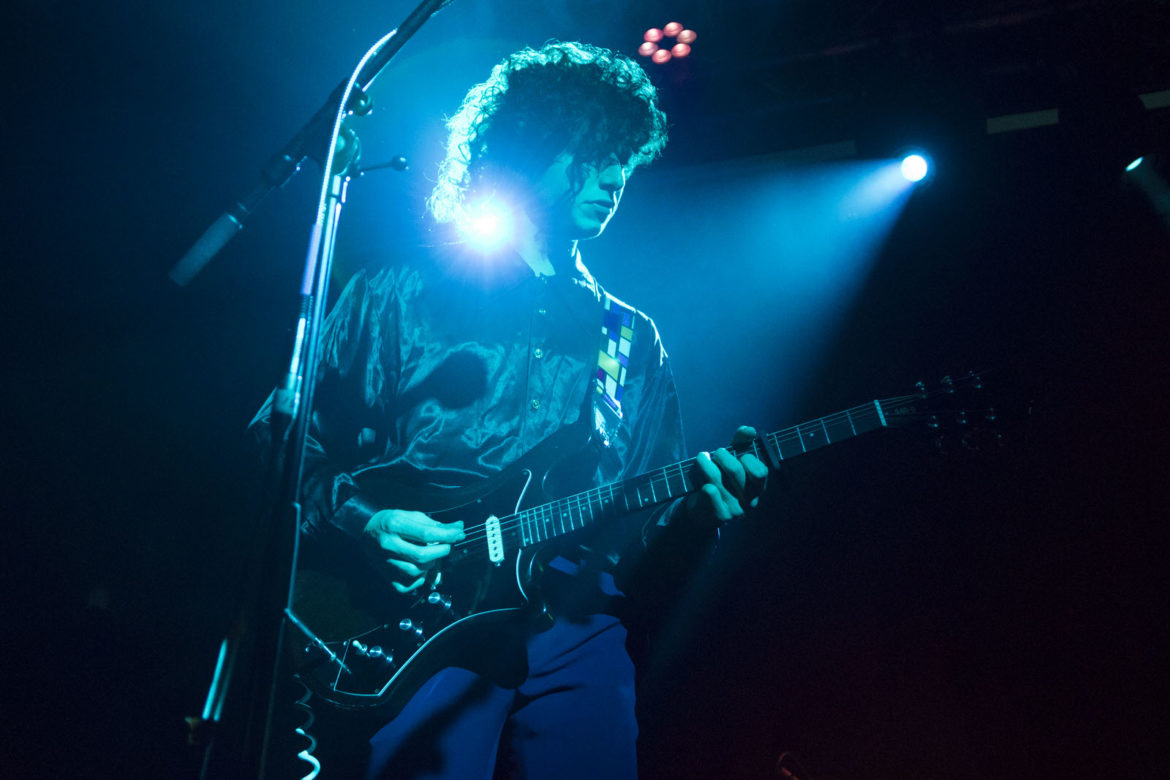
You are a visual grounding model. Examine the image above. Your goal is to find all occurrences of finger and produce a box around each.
[730,425,757,448]
[385,557,425,580]
[697,482,737,522]
[694,451,725,492]
[738,453,769,507]
[378,534,453,565]
[709,448,748,498]
[742,453,768,481]
[740,453,769,490]
[397,513,465,544]
[697,451,743,513]
[392,575,426,594]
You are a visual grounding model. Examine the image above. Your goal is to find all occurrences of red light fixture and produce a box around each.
[638,22,697,65]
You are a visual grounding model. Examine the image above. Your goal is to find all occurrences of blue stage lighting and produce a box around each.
[901,154,930,183]
[1126,156,1144,172]
[457,199,512,251]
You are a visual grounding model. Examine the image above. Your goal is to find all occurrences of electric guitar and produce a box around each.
[286,374,987,716]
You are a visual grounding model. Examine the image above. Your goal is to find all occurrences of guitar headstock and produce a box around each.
[880,372,1001,452]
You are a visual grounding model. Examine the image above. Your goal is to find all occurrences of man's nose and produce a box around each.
[599,162,626,192]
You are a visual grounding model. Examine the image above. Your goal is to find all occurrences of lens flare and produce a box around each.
[457,199,512,252]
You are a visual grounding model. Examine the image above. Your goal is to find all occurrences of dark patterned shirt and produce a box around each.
[250,246,687,546]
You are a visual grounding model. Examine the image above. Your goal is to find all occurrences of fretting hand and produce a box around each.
[678,425,769,528]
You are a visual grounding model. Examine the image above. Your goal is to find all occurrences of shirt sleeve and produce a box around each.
[248,267,395,539]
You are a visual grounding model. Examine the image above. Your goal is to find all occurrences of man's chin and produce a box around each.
[573,220,609,241]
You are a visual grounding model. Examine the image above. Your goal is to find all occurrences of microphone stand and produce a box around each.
[186,2,454,777]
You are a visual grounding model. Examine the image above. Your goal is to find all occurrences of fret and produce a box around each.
[641,480,655,508]
[777,428,802,460]
[848,404,885,436]
[820,417,831,443]
[845,408,857,436]
[824,412,857,443]
[649,478,658,503]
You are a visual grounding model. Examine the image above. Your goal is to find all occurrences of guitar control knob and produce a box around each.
[351,640,368,653]
[367,645,384,659]
[427,592,453,610]
[398,618,425,638]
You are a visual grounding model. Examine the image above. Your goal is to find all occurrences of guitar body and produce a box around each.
[288,464,568,717]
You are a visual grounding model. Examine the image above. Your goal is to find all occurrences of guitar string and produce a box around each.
[453,385,971,552]
[448,396,944,552]
[447,398,936,551]
[448,402,901,553]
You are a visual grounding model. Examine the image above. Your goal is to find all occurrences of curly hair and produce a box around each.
[427,41,669,224]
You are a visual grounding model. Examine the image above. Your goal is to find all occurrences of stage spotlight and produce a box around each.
[901,153,930,182]
[1126,156,1145,172]
[457,199,512,252]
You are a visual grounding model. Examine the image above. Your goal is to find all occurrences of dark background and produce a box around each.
[9,1,1170,777]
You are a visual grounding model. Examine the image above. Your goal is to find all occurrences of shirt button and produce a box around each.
[537,307,547,316]
[533,347,544,359]
[531,399,541,410]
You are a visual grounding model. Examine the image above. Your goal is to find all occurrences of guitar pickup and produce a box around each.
[485,515,505,565]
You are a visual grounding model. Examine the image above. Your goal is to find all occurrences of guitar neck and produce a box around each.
[506,399,890,549]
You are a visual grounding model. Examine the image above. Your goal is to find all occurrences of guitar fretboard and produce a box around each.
[505,399,889,549]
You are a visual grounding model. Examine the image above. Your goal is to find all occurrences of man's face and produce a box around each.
[531,151,628,241]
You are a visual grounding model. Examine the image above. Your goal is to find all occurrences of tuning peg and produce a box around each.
[927,415,940,430]
[968,371,984,390]
[956,411,969,426]
[984,407,997,422]
[915,381,927,398]
[941,375,955,393]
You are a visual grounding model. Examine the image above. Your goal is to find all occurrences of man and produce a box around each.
[253,41,767,779]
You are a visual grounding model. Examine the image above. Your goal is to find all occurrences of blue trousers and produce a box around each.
[362,614,638,780]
